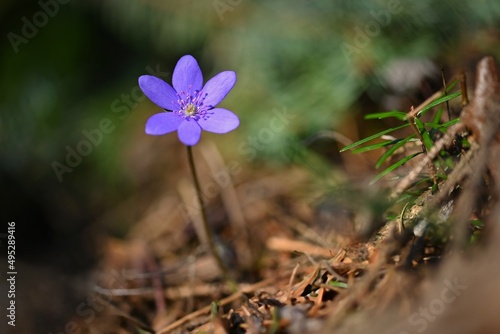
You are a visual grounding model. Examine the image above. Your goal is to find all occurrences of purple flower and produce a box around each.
[138,55,239,146]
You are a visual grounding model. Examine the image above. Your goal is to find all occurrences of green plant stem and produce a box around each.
[186,145,230,279]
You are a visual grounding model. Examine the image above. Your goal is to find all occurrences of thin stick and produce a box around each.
[201,142,252,269]
[441,65,452,120]
[186,145,230,280]
[460,71,469,106]
[390,122,464,200]
[144,250,167,314]
[407,106,437,186]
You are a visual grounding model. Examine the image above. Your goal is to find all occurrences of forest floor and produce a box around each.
[88,57,500,334]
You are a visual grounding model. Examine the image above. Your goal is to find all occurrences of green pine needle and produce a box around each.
[370,152,423,184]
[340,123,410,152]
[364,110,407,120]
[375,135,416,169]
[417,91,461,117]
[414,118,434,151]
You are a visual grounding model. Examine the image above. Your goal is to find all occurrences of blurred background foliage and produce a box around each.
[1,0,500,331]
[1,0,500,267]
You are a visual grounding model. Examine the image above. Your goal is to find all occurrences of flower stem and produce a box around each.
[186,145,230,279]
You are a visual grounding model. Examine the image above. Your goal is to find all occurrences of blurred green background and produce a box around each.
[0,0,499,330]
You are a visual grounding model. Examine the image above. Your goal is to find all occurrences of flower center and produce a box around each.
[176,87,212,120]
[184,103,197,116]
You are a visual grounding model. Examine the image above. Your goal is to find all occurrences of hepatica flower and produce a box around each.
[139,55,239,146]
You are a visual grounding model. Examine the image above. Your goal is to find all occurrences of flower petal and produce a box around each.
[202,71,236,108]
[173,55,203,94]
[177,120,202,146]
[145,112,183,135]
[139,75,178,111]
[198,108,239,134]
